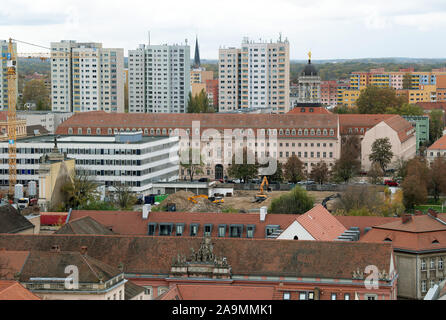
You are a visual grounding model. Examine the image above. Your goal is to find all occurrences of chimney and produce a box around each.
[80,246,88,255]
[142,204,151,220]
[402,214,413,224]
[260,206,267,222]
[428,209,438,218]
[51,245,60,252]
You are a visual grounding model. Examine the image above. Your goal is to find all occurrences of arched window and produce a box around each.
[323,129,328,135]
[310,129,315,135]
[291,129,296,135]
[132,128,136,132]
[330,129,335,136]
[304,129,308,135]
[68,128,73,134]
[162,128,167,135]
[298,129,302,135]
[150,128,154,135]
[316,129,321,135]
[86,128,91,135]
[285,129,290,135]
[144,128,148,134]
[156,128,161,135]
[108,128,112,135]
[279,129,284,135]
[114,128,118,134]
[96,128,101,135]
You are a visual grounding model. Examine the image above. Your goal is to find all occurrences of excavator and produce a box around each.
[254,176,269,203]
[188,195,224,204]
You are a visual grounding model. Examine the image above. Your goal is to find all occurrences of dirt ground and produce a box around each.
[221,190,340,212]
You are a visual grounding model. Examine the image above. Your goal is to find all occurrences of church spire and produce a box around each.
[194,36,201,69]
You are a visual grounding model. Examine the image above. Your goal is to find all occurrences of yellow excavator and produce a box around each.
[254,176,269,203]
[188,195,224,204]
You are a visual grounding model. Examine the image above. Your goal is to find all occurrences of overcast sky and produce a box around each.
[1,0,446,60]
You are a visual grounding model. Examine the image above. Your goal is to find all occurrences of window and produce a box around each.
[331,293,337,300]
[421,280,427,293]
[190,224,199,236]
[218,225,226,237]
[246,225,255,238]
[176,224,185,236]
[344,293,350,300]
[430,259,436,270]
[204,224,212,237]
[148,223,157,236]
[159,223,173,236]
[366,295,377,300]
[283,292,290,300]
[229,225,243,238]
[439,258,444,270]
[299,292,307,300]
[265,225,280,238]
[421,259,427,271]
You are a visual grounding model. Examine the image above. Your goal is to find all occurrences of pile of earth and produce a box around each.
[158,190,222,213]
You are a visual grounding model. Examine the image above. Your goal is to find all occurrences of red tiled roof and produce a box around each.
[295,205,346,241]
[55,111,339,138]
[339,114,414,143]
[417,102,446,111]
[0,234,394,280]
[428,135,446,151]
[361,214,446,252]
[160,284,276,300]
[0,250,30,279]
[335,216,400,236]
[69,210,298,238]
[0,281,40,300]
[287,107,332,114]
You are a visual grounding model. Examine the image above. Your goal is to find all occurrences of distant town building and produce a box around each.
[218,37,290,113]
[402,115,430,153]
[427,134,446,163]
[128,42,191,113]
[50,40,124,113]
[17,111,72,134]
[0,40,18,111]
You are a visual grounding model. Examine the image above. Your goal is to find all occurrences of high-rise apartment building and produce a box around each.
[50,40,124,113]
[218,37,290,113]
[128,43,190,113]
[0,40,18,111]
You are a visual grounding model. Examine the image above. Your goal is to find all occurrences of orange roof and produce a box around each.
[287,107,332,115]
[361,214,446,252]
[0,281,40,300]
[428,135,446,151]
[335,216,400,236]
[339,114,414,143]
[417,102,446,111]
[0,250,30,279]
[160,284,276,300]
[69,210,298,238]
[295,205,346,241]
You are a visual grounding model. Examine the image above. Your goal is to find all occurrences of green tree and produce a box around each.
[401,157,429,209]
[356,86,406,114]
[227,148,259,183]
[310,161,330,184]
[22,79,50,110]
[333,185,385,216]
[283,155,305,183]
[112,182,137,210]
[368,162,384,185]
[429,110,444,144]
[396,103,424,116]
[268,186,315,214]
[180,148,205,182]
[187,89,214,113]
[332,135,361,183]
[369,137,394,172]
[428,156,446,203]
[262,159,283,182]
[61,172,99,210]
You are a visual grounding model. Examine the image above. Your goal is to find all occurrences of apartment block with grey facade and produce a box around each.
[128,43,190,113]
[50,40,124,113]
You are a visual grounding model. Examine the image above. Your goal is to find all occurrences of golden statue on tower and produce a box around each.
[308,50,312,61]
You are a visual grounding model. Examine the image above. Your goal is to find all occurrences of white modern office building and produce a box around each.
[17,111,73,134]
[0,40,18,111]
[50,40,124,113]
[218,37,290,113]
[128,43,191,113]
[0,132,179,194]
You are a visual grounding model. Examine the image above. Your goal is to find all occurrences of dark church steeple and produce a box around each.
[193,36,201,69]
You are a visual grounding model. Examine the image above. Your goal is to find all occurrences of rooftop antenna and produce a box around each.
[148,31,151,45]
[279,32,282,42]
[185,38,188,46]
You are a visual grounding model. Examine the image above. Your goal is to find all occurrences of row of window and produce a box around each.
[147,223,280,238]
[421,257,444,271]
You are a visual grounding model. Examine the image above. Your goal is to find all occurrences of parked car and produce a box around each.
[385,180,399,187]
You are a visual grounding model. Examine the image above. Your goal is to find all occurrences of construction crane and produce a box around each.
[2,38,65,198]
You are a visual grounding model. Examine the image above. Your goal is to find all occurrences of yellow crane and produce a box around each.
[2,38,64,198]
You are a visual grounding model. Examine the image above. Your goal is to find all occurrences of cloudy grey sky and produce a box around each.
[1,0,446,60]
